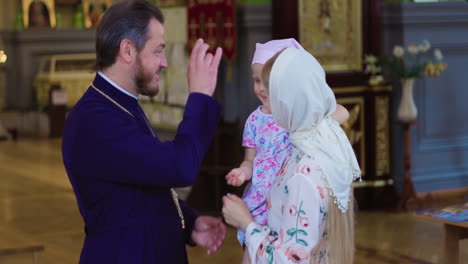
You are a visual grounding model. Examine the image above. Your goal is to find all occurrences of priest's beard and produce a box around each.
[135,56,159,97]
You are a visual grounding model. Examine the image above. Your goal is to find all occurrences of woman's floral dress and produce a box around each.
[245,147,330,264]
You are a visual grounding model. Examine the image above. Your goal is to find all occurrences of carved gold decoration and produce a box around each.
[338,97,366,176]
[375,95,391,176]
[298,0,362,72]
[342,104,362,145]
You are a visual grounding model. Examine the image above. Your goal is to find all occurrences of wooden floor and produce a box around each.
[0,138,467,264]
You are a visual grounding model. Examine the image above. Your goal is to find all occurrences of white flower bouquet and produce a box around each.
[0,50,7,63]
[364,40,447,85]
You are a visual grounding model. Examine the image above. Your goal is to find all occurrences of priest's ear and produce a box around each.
[119,39,137,64]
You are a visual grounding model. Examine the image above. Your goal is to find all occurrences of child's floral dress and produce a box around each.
[238,106,292,244]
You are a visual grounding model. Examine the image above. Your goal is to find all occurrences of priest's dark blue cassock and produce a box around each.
[62,73,221,263]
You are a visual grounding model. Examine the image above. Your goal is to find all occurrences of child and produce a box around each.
[225,38,349,264]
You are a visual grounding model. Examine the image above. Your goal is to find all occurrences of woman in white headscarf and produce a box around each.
[223,48,361,264]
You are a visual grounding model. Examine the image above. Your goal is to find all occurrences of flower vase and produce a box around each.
[397,78,418,122]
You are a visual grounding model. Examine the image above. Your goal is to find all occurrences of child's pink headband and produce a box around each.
[252,38,304,65]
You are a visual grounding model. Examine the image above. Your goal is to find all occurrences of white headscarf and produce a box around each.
[269,48,361,212]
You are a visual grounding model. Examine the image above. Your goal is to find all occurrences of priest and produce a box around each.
[62,0,226,263]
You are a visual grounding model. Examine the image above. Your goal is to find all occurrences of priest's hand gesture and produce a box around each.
[188,38,223,97]
[191,216,227,255]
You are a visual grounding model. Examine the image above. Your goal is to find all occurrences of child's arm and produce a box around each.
[226,148,256,186]
[331,104,350,125]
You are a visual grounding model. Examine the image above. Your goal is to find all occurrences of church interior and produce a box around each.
[0,0,467,263]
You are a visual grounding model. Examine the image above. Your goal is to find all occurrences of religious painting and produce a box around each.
[299,0,362,72]
[22,0,56,28]
[82,0,112,28]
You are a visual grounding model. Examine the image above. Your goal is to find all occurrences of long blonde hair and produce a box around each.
[263,51,356,264]
[326,191,355,264]
[261,50,283,90]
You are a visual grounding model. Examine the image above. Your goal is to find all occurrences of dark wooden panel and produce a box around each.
[272,0,298,40]
[335,85,397,210]
[187,120,244,213]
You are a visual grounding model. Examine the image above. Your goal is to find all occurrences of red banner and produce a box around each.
[187,0,236,61]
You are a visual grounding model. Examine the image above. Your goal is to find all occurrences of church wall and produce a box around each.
[222,3,272,124]
[383,2,468,192]
[0,0,19,52]
[0,0,18,31]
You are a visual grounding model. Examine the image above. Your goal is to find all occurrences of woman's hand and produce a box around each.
[222,194,254,231]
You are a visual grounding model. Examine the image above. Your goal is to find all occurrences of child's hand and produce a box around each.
[225,168,247,186]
